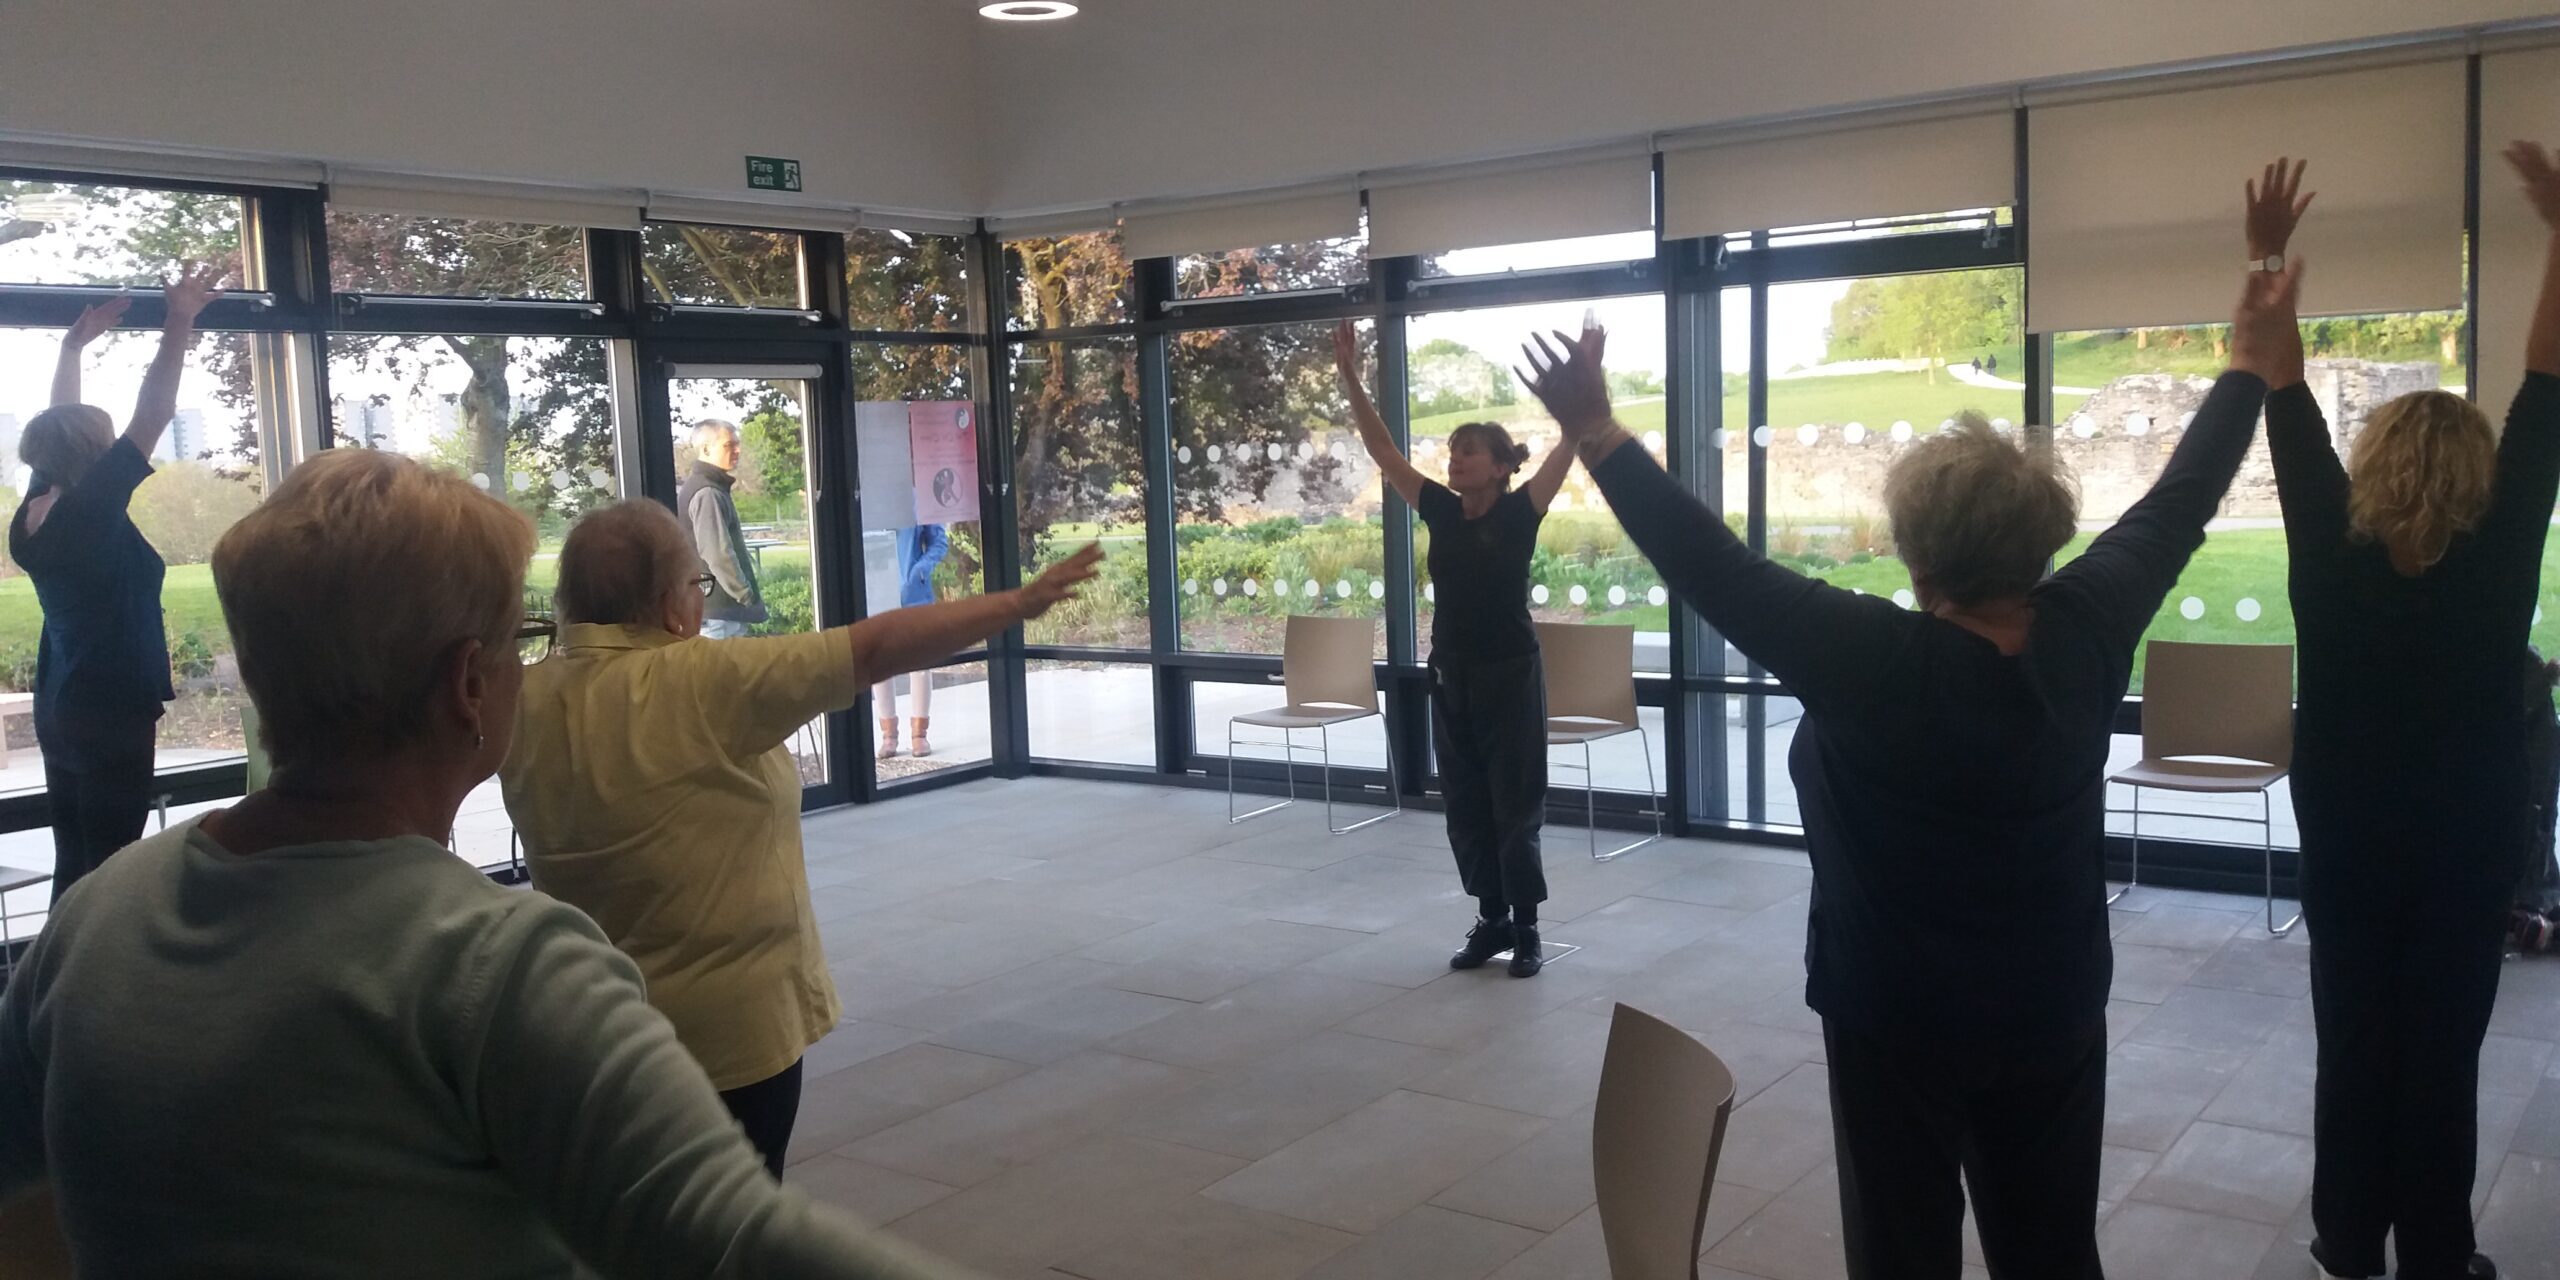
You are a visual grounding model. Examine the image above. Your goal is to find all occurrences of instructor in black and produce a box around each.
[2268,147,2560,1280]
[1518,186,2306,1276]
[1334,321,1576,977]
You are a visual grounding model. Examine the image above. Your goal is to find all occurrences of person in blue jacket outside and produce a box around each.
[875,524,949,758]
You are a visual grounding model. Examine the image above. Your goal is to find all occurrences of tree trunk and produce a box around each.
[2135,328,2149,350]
[442,335,515,496]
[2443,325,2461,368]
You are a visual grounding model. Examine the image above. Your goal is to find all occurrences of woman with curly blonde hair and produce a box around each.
[2269,147,2560,1280]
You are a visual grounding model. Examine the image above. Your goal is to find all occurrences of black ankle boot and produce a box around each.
[1507,923,1543,978]
[1450,917,1513,970]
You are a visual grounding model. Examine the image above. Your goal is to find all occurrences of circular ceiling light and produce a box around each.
[981,1,1077,18]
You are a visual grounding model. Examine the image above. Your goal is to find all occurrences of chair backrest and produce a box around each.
[241,699,272,794]
[2141,640,2294,767]
[1536,622,1639,727]
[1593,1003,1736,1280]
[1282,615,1381,711]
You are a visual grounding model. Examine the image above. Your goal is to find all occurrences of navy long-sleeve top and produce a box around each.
[1586,373,2270,1038]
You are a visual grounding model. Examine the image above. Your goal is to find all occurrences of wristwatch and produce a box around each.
[2252,253,2286,273]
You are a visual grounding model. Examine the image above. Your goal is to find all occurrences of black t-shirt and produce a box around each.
[1590,372,2273,1040]
[1417,481,1543,664]
[8,439,172,718]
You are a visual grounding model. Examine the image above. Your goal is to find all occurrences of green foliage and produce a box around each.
[749,561,817,637]
[128,462,260,565]
[168,630,216,682]
[1828,269,2022,369]
[738,407,806,503]
[1409,338,1517,418]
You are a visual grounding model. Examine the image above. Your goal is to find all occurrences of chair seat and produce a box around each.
[1233,705,1378,730]
[1548,717,1639,745]
[2108,758,2288,793]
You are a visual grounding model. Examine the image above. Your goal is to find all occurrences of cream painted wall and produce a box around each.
[975,0,2560,214]
[0,0,984,214]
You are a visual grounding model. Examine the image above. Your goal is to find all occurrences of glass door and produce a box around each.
[648,355,848,803]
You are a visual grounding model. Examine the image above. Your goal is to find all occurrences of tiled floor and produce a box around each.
[783,777,2560,1280]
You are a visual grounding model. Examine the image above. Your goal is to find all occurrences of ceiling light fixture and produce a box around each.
[980,1,1077,19]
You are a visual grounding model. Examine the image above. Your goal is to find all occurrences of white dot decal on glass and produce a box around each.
[1646,586,1668,607]
[2125,412,2152,437]
[1844,423,1867,444]
[1297,441,1314,460]
[2073,419,2097,439]
[1424,583,1436,603]
[1643,430,1665,453]
[1177,445,1193,464]
[1531,584,1551,605]
[1851,588,1865,596]
[1369,580,1385,600]
[470,473,491,491]
[2180,596,2205,620]
[1213,578,1228,596]
[1709,428,1730,449]
[1304,579,1320,599]
[2236,598,2262,622]
[1752,426,1774,448]
[587,467,612,488]
[1330,441,1348,461]
[1415,437,1436,457]
[1892,589,1916,609]
[1797,424,1821,446]
[1205,445,1222,463]
[1183,578,1197,595]
[1570,585,1589,606]
[1267,443,1285,462]
[1335,580,1351,598]
[551,470,574,492]
[1243,578,1259,597]
[2179,412,2197,430]
[509,472,532,493]
[1891,421,1913,443]
[1992,418,2014,431]
[1608,586,1627,606]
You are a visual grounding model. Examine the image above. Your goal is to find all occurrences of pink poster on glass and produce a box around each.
[907,402,980,524]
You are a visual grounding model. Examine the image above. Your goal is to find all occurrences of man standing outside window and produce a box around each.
[678,419,766,638]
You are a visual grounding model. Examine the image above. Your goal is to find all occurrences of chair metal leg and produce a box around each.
[1228,718,1294,826]
[2262,788,2299,936]
[1325,719,1400,835]
[2106,785,2141,905]
[154,793,172,832]
[1593,728,1664,862]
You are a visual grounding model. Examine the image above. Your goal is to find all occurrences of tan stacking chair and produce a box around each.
[1536,622,1662,861]
[2107,640,2297,934]
[1227,615,1400,835]
[1593,1003,1736,1280]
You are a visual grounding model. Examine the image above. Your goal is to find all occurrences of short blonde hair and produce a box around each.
[1883,413,2080,607]
[555,500,700,626]
[2347,390,2496,572]
[20,404,115,489]
[213,449,533,768]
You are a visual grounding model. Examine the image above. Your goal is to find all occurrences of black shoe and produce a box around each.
[1450,917,1513,970]
[2310,1238,2382,1279]
[1507,923,1543,978]
[2406,1255,2498,1280]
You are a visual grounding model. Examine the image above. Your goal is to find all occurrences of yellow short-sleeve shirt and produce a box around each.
[500,623,861,1090]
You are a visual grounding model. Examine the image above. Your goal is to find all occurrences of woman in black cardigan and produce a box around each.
[2266,147,2560,1280]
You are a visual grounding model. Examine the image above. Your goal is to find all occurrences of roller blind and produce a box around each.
[1661,112,2013,241]
[2027,61,2465,334]
[1120,188,1361,262]
[643,196,859,234]
[0,137,323,188]
[987,209,1118,241]
[2478,46,2560,407]
[330,173,643,231]
[1365,153,1652,260]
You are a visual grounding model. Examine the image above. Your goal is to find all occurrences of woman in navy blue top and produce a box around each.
[10,266,222,902]
[1335,321,1578,976]
[875,522,950,758]
[2267,149,2560,1280]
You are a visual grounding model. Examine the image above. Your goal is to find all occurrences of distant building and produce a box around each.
[159,408,204,464]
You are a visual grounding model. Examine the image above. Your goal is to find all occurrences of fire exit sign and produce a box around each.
[746,156,802,193]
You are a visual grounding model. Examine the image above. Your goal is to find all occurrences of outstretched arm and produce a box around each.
[2482,142,2560,558]
[2245,158,2350,551]
[1520,435,1577,513]
[124,266,222,459]
[1334,321,1427,506]
[2517,142,2560,380]
[52,296,132,407]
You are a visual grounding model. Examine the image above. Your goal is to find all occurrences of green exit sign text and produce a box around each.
[746,156,802,193]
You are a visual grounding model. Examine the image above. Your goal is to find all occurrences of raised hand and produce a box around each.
[2230,257,2308,387]
[162,262,225,328]
[1517,323,1613,439]
[66,295,133,347]
[1331,320,1362,382]
[1018,542,1104,619]
[2246,157,2315,261]
[2507,141,2560,231]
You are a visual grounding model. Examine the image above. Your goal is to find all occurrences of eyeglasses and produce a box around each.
[515,616,558,665]
[693,573,718,598]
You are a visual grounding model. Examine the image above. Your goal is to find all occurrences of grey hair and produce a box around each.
[554,500,701,627]
[1881,412,2080,607]
[689,419,739,454]
[20,405,115,490]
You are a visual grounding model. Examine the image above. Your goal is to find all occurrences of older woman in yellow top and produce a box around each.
[503,501,1098,1174]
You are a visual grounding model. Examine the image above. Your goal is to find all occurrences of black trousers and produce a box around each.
[718,1057,805,1178]
[1431,654,1546,919]
[1823,1017,2107,1280]
[2301,841,2510,1280]
[36,707,158,905]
